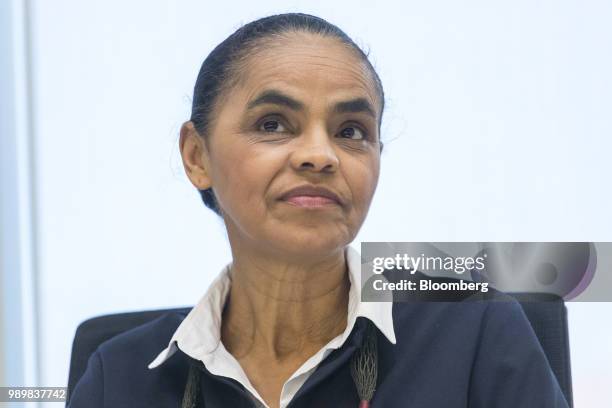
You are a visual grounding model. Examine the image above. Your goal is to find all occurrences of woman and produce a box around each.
[68,13,569,408]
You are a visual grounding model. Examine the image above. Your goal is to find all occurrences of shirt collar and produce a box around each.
[148,244,396,369]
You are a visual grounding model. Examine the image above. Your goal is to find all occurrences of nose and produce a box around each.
[289,125,339,173]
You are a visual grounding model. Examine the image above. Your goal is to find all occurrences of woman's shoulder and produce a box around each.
[385,283,569,407]
[68,308,194,407]
[390,274,524,329]
[95,307,191,358]
[389,276,536,358]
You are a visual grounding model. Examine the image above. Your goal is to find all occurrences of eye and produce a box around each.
[258,118,288,133]
[338,125,367,140]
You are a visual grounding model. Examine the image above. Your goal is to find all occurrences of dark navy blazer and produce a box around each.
[67,291,570,408]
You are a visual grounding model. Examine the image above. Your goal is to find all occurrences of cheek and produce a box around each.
[211,143,279,215]
[346,158,380,211]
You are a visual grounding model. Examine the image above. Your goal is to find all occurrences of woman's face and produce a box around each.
[183,32,382,259]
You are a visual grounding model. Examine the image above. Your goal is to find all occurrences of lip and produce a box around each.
[279,184,344,207]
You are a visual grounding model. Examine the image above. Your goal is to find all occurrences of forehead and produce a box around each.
[233,33,381,113]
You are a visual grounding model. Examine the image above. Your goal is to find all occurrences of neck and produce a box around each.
[220,244,351,363]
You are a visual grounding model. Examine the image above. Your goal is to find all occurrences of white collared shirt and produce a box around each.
[148,244,396,408]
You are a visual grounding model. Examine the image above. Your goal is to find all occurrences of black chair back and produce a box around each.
[509,293,573,406]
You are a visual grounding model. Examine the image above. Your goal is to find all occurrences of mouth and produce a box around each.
[282,195,340,209]
[279,184,344,209]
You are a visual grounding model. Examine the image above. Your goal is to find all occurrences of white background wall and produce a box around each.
[2,0,611,406]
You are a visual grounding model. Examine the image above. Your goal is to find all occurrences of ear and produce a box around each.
[179,121,212,190]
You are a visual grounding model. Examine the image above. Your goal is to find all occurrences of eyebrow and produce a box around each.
[246,89,377,119]
[247,90,304,111]
[333,98,377,119]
